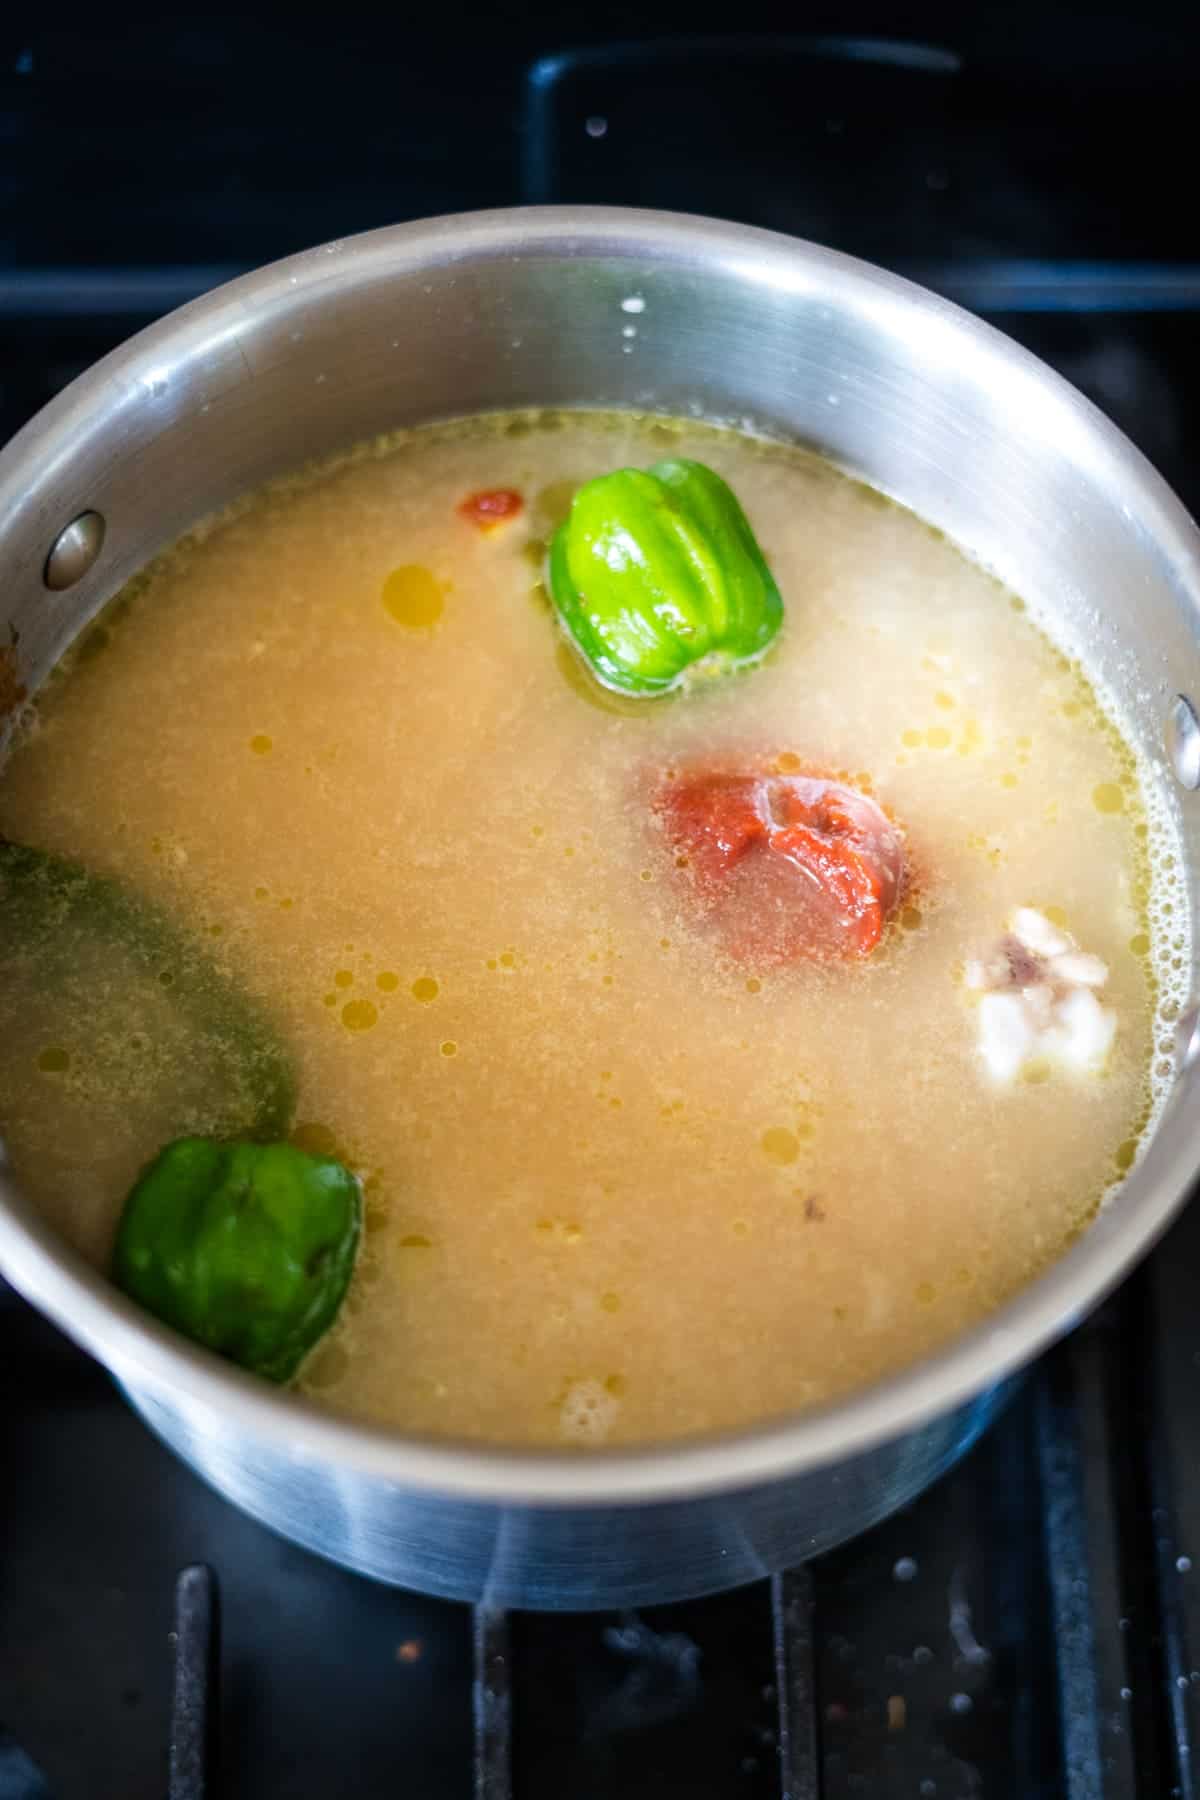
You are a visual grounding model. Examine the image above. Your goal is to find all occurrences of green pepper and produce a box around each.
[548,457,784,697]
[113,1137,361,1382]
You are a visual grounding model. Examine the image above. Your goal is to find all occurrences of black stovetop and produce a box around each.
[3,10,1200,1796]
[7,1215,1200,1800]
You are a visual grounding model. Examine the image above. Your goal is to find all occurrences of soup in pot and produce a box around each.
[0,411,1183,1445]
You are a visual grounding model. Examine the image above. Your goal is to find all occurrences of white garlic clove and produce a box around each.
[1049,950,1109,988]
[1021,984,1055,1029]
[978,991,1037,1083]
[1010,907,1071,959]
[1050,986,1118,1073]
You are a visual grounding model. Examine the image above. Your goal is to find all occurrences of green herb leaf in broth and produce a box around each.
[0,841,295,1257]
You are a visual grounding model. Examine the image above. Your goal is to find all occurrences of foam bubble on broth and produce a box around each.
[0,408,1186,1447]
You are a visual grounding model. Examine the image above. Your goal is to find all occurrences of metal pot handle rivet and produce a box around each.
[1175,1004,1200,1071]
[1165,694,1200,791]
[43,510,106,592]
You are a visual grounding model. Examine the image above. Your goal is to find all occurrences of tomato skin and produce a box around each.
[656,769,905,962]
[457,488,524,530]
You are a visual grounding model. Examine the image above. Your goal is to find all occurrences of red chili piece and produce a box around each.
[457,488,524,530]
[656,769,905,962]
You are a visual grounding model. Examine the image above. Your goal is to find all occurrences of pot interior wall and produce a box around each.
[3,219,1199,787]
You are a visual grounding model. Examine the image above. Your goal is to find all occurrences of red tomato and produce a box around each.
[657,774,766,884]
[457,488,524,530]
[656,769,905,962]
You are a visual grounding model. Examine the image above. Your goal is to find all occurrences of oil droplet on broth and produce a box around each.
[536,1218,583,1244]
[381,564,444,630]
[411,976,439,1003]
[249,733,273,754]
[376,971,399,992]
[1094,782,1125,815]
[341,999,378,1032]
[334,969,353,988]
[957,716,984,755]
[761,1127,800,1165]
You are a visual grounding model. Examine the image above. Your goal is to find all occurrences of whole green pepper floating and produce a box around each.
[548,457,784,697]
[113,1137,361,1383]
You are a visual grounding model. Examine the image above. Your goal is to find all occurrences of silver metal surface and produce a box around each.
[1167,693,1200,790]
[42,508,106,591]
[1176,1005,1200,1071]
[1,209,1199,1607]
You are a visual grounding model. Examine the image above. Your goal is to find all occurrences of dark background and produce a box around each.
[2,4,1198,496]
[3,7,1200,1798]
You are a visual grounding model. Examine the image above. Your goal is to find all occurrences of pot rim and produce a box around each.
[2,204,1199,1508]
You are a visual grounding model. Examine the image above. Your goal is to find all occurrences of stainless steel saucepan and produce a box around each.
[1,208,1198,1609]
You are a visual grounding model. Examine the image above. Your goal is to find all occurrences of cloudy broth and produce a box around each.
[0,412,1180,1446]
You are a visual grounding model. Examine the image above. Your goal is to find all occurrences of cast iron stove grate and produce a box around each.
[4,1229,1175,1800]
